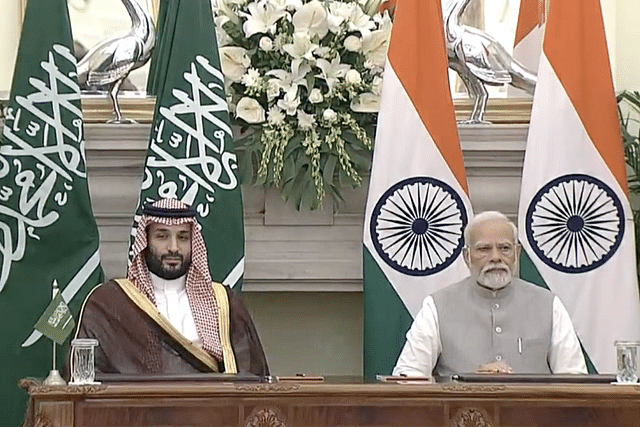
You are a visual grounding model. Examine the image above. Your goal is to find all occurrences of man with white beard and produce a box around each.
[392,211,587,378]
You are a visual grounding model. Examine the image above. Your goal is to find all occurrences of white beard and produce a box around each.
[476,263,513,290]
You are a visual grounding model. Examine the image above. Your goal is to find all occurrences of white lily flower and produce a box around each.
[361,26,391,69]
[316,54,350,93]
[328,2,356,22]
[267,106,286,125]
[219,46,251,82]
[282,32,319,65]
[266,61,311,94]
[241,1,288,37]
[297,110,316,130]
[313,46,331,58]
[346,4,376,35]
[326,13,345,34]
[350,92,380,113]
[268,0,303,11]
[236,97,266,123]
[277,87,301,115]
[292,0,329,39]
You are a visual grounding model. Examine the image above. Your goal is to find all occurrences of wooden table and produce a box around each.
[20,377,640,427]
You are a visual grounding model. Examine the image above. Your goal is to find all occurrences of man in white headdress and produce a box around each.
[70,198,268,376]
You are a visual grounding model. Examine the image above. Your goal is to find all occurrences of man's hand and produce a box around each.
[476,361,513,373]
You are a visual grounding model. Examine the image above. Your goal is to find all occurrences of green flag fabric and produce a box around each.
[132,0,245,289]
[0,0,104,424]
[145,0,178,96]
[34,287,76,345]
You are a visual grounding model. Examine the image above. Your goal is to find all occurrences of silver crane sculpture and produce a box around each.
[77,0,155,124]
[443,0,537,124]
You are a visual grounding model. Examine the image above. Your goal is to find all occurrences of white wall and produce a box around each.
[614,0,640,91]
[0,0,22,94]
[1,0,639,93]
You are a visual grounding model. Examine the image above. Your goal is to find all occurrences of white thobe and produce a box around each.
[150,272,202,346]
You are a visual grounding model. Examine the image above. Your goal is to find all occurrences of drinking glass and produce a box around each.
[615,340,640,383]
[70,338,99,385]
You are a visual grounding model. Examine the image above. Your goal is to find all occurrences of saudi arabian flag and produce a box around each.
[132,0,244,289]
[363,0,472,378]
[34,285,75,345]
[518,0,640,373]
[0,0,103,424]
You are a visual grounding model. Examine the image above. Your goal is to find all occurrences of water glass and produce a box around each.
[70,338,99,385]
[615,340,640,383]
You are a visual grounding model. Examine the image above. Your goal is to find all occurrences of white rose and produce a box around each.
[344,35,362,52]
[219,46,251,82]
[236,97,266,123]
[322,108,337,123]
[259,36,274,51]
[308,88,324,104]
[345,69,362,85]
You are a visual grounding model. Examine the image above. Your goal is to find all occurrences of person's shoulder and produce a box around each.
[512,277,554,297]
[211,282,244,303]
[432,276,473,298]
[87,279,126,301]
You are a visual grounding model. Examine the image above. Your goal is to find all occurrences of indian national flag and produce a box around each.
[518,0,640,373]
[363,0,472,378]
[508,0,545,97]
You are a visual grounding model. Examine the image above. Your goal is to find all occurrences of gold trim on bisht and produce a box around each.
[211,281,238,374]
[114,278,221,373]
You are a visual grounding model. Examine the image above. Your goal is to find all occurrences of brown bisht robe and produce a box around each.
[70,280,269,376]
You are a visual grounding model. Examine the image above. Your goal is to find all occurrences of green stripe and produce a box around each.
[363,247,412,378]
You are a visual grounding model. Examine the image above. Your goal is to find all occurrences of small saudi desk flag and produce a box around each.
[34,283,76,346]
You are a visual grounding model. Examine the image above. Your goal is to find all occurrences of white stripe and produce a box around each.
[518,53,640,373]
[363,63,471,317]
[222,257,244,289]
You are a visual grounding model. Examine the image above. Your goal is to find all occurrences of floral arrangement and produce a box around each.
[214,0,392,209]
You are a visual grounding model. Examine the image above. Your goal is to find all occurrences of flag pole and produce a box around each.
[42,282,66,386]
